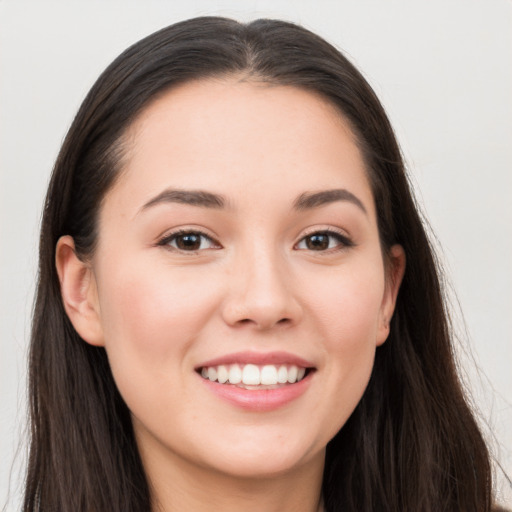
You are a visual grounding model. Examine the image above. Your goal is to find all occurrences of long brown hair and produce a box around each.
[25,16,494,511]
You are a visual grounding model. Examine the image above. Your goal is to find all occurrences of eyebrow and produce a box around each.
[138,187,367,215]
[140,189,226,213]
[293,189,367,214]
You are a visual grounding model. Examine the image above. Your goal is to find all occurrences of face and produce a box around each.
[59,79,404,483]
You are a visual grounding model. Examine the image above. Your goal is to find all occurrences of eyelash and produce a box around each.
[294,229,354,252]
[157,228,354,253]
[157,229,221,252]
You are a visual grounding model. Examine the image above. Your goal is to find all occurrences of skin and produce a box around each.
[56,79,405,512]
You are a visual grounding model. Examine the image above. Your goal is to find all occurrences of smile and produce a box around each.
[199,363,308,387]
[195,352,316,410]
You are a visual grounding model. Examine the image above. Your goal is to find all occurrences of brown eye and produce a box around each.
[160,231,219,252]
[175,233,202,250]
[305,234,330,250]
[296,231,353,252]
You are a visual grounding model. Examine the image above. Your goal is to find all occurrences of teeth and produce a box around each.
[217,365,229,384]
[260,365,278,385]
[287,366,298,383]
[207,367,217,382]
[228,364,242,384]
[200,363,308,386]
[277,365,288,384]
[242,364,260,385]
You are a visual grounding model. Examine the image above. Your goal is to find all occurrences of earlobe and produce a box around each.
[55,235,104,346]
[376,244,406,346]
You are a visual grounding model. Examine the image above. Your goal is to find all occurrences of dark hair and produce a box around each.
[25,16,495,511]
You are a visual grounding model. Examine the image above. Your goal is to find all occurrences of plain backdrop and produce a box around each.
[1,1,511,509]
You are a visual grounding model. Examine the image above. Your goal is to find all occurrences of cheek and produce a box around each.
[303,261,385,424]
[94,262,226,445]
[309,261,386,349]
[96,261,220,383]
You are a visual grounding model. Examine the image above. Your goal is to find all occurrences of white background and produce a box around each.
[1,1,511,509]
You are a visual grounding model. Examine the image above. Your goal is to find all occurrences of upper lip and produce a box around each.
[195,351,315,370]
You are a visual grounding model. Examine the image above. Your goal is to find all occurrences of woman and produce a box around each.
[24,16,498,511]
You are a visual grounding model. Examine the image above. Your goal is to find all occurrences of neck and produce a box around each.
[140,441,325,512]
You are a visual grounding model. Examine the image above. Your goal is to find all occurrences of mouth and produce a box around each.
[197,363,313,389]
[194,352,316,410]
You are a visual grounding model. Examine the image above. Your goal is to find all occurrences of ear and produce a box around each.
[376,244,406,346]
[55,235,104,346]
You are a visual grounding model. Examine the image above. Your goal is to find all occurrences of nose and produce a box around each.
[221,247,303,330]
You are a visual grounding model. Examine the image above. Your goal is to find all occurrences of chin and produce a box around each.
[192,427,326,480]
[209,450,322,480]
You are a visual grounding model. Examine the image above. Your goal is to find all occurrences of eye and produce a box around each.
[295,230,353,252]
[158,230,220,252]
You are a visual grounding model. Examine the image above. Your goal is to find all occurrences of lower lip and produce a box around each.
[198,372,313,411]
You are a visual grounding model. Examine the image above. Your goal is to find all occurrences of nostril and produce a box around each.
[233,317,291,329]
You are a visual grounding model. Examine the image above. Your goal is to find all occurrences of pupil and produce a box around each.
[177,234,200,250]
[307,234,328,250]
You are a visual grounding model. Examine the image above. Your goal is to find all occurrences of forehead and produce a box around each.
[107,78,375,217]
